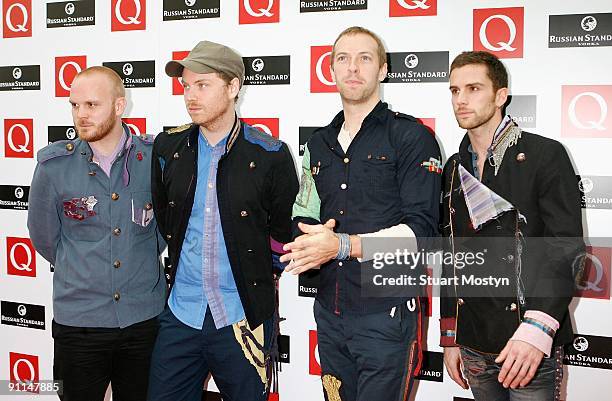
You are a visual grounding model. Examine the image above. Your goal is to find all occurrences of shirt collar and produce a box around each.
[330,100,388,128]
[198,127,229,150]
[90,123,132,163]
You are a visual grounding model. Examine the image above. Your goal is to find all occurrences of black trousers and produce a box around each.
[314,300,422,401]
[52,318,159,401]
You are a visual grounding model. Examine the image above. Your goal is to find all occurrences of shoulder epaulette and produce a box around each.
[135,133,155,144]
[244,125,282,152]
[167,123,193,135]
[393,111,417,122]
[37,140,77,163]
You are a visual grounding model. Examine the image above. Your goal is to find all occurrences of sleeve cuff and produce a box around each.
[440,317,458,347]
[270,236,287,255]
[511,310,560,357]
[511,323,554,357]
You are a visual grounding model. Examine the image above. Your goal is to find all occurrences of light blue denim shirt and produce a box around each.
[169,131,245,330]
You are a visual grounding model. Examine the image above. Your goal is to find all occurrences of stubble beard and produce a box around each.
[76,109,117,143]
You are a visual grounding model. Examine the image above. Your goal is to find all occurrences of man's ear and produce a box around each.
[495,87,509,109]
[378,62,388,82]
[228,77,240,100]
[115,96,127,116]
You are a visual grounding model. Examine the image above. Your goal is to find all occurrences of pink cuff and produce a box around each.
[270,237,287,254]
[511,311,560,357]
[524,310,560,331]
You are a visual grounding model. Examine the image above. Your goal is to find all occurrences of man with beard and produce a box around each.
[27,66,165,400]
[147,41,298,401]
[440,51,583,401]
[280,27,442,401]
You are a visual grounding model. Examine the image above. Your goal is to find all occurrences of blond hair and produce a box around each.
[74,66,126,99]
[331,26,387,68]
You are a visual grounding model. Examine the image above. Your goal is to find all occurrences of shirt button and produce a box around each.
[240,210,248,217]
[168,201,175,207]
[206,207,211,213]
[166,234,172,240]
[343,157,349,164]
[339,210,344,215]
[113,260,121,268]
[204,258,208,263]
[208,183,213,189]
[340,183,347,190]
[338,262,343,267]
[457,298,465,306]
[113,228,121,236]
[111,193,119,201]
[88,171,96,176]
[113,292,120,301]
[173,152,180,159]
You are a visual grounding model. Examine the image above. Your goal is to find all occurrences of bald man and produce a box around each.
[27,66,165,401]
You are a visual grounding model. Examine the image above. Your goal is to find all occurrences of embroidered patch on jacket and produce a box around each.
[295,170,313,208]
[421,157,442,174]
[232,319,267,385]
[63,196,97,220]
[322,374,342,401]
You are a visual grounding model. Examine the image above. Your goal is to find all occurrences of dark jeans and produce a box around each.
[314,300,422,401]
[147,307,271,401]
[52,317,159,401]
[461,346,564,401]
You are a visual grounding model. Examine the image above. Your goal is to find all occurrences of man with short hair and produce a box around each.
[28,66,165,401]
[147,40,298,401]
[281,27,442,401]
[440,51,584,401]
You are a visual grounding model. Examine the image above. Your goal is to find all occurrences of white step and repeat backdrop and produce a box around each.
[1,1,611,400]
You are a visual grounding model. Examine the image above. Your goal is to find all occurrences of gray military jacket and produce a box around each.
[27,125,165,328]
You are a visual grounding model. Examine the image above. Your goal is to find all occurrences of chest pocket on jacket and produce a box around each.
[130,191,155,236]
[362,154,397,190]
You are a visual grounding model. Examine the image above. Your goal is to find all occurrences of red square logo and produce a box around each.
[576,246,611,300]
[389,0,436,17]
[4,119,33,158]
[310,46,336,93]
[3,0,31,38]
[55,56,87,98]
[171,51,190,95]
[417,117,436,136]
[268,392,279,401]
[111,0,146,31]
[308,330,321,375]
[239,0,279,24]
[9,352,39,391]
[7,237,36,277]
[473,7,524,59]
[561,85,612,138]
[241,118,279,139]
[122,118,147,137]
